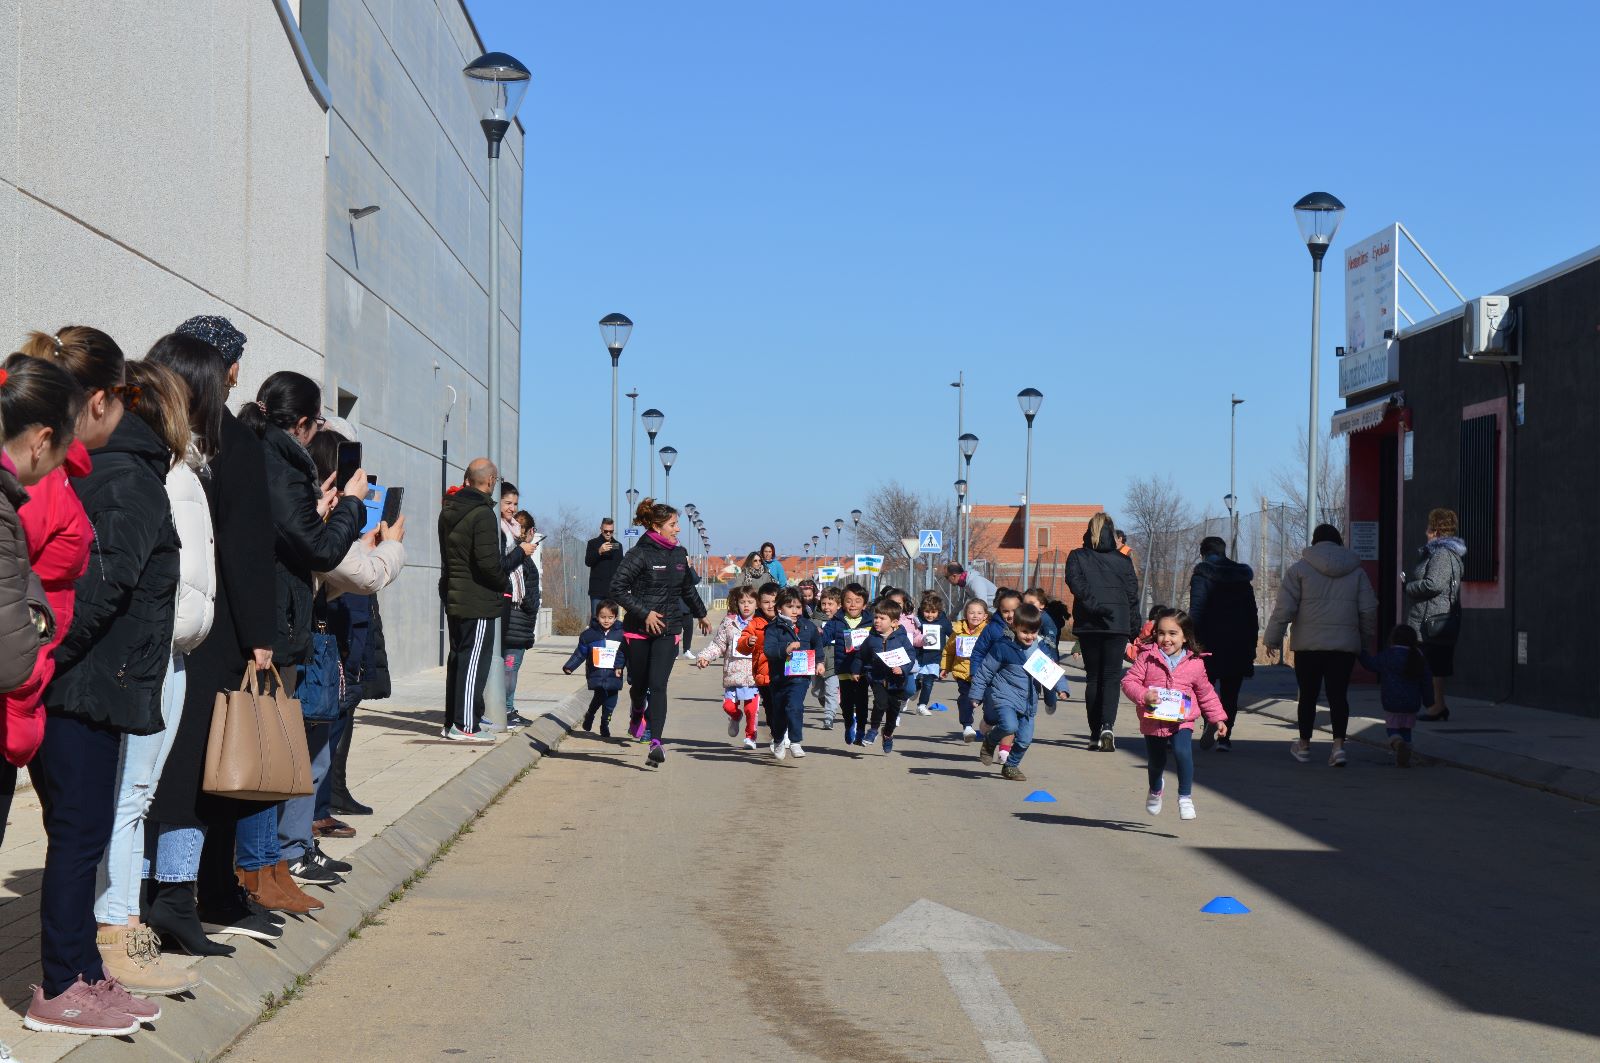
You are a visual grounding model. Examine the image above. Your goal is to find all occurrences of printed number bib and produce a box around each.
[1147,687,1191,723]
[955,635,978,659]
[784,650,816,677]
[592,641,621,669]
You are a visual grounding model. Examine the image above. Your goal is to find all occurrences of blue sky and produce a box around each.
[487,0,1599,554]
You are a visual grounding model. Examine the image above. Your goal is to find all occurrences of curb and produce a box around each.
[61,689,588,1063]
[1240,696,1600,807]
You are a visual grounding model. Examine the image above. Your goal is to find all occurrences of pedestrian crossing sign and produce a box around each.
[918,529,943,554]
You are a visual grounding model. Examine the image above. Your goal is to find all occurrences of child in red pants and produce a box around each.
[696,585,761,749]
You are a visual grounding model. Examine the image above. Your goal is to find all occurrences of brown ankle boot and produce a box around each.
[238,863,317,914]
[270,860,324,912]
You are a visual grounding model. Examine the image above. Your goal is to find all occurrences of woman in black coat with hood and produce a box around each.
[609,498,709,767]
[1064,511,1141,751]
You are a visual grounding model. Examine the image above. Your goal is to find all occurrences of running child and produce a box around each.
[1023,588,1061,714]
[914,591,953,716]
[1120,608,1228,820]
[942,598,991,742]
[971,604,1070,781]
[736,582,780,738]
[798,578,820,618]
[969,588,1022,759]
[562,600,626,736]
[1359,625,1433,768]
[823,583,874,745]
[763,588,825,759]
[882,587,924,708]
[696,585,761,749]
[862,597,915,753]
[809,587,843,729]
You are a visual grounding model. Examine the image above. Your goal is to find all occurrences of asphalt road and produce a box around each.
[225,660,1600,1062]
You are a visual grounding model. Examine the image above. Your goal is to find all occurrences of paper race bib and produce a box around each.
[955,635,978,659]
[1022,649,1065,691]
[1146,686,1191,723]
[784,650,816,677]
[877,647,912,669]
[848,627,870,650]
[922,628,943,651]
[591,641,620,669]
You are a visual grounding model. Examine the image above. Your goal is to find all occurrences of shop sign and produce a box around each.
[1339,340,1398,397]
[1351,521,1380,562]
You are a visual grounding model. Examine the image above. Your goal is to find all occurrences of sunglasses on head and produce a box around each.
[110,383,142,410]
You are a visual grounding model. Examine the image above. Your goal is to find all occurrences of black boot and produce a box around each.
[146,880,237,957]
[583,710,597,731]
[599,709,613,738]
[327,708,371,815]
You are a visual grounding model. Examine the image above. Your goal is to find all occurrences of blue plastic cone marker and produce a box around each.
[929,702,949,712]
[1023,790,1057,803]
[1200,896,1251,915]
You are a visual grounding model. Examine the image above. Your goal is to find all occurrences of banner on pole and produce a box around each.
[855,554,884,575]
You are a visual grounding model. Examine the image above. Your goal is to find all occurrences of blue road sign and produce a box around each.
[918,529,943,554]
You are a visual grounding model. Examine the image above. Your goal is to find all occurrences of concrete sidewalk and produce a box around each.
[1238,664,1600,804]
[0,637,587,1063]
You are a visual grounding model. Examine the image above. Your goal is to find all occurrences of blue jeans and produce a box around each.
[992,697,1037,767]
[94,654,185,924]
[771,680,806,743]
[505,646,528,712]
[146,824,204,883]
[809,673,839,724]
[956,679,976,728]
[280,721,331,863]
[1145,729,1195,797]
[316,711,349,821]
[236,805,281,872]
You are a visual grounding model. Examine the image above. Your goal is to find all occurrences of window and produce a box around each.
[1037,526,1050,550]
[1458,413,1498,581]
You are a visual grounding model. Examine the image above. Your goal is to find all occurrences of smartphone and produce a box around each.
[381,486,405,526]
[335,441,362,486]
[367,474,377,486]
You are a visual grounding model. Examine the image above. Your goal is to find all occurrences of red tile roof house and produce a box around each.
[967,503,1103,603]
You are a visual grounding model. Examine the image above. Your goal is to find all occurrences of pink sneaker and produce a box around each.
[23,976,142,1035]
[91,977,162,1021]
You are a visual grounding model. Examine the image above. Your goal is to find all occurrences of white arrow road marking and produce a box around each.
[850,900,1064,1063]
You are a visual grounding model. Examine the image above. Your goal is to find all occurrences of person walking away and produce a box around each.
[1187,536,1258,751]
[1121,608,1228,819]
[823,583,873,745]
[762,588,824,759]
[944,562,997,611]
[808,587,842,729]
[1064,512,1141,752]
[971,604,1069,782]
[735,583,780,743]
[1360,625,1433,768]
[941,598,991,742]
[1265,524,1378,768]
[696,586,761,748]
[563,601,626,736]
[438,459,509,743]
[861,598,915,753]
[1404,508,1465,721]
[610,498,709,766]
[584,518,623,619]
[914,591,953,715]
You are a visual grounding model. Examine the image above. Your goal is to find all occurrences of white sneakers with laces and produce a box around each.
[1178,796,1197,820]
[1146,790,1163,815]
[790,743,806,758]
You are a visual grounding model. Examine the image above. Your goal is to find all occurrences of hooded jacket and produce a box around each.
[1403,537,1466,644]
[0,460,47,694]
[1265,540,1378,654]
[609,532,706,635]
[698,613,757,689]
[167,450,216,654]
[821,609,873,679]
[1188,554,1259,676]
[916,611,954,666]
[562,619,626,692]
[1064,523,1141,638]
[763,612,824,687]
[438,485,505,620]
[46,414,180,734]
[948,569,998,610]
[970,635,1069,716]
[941,617,988,681]
[1120,645,1227,738]
[862,625,916,685]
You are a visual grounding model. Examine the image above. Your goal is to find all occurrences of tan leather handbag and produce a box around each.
[202,666,314,801]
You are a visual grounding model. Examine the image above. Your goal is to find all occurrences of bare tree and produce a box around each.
[857,481,960,591]
[1267,429,1347,556]
[536,503,594,634]
[1122,474,1194,612]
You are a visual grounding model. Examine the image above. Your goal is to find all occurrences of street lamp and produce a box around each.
[598,313,632,532]
[658,445,677,503]
[959,432,979,565]
[951,373,965,483]
[955,477,967,564]
[464,49,530,732]
[1017,388,1042,586]
[1230,394,1245,557]
[822,525,830,558]
[1293,191,1345,545]
[642,408,664,499]
[626,388,639,515]
[625,488,639,520]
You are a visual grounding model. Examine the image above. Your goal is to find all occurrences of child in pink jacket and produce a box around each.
[1120,608,1227,821]
[696,586,761,749]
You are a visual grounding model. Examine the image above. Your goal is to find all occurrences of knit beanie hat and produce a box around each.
[175,315,248,365]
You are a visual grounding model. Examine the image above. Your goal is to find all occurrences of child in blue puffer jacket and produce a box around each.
[563,600,626,736]
[1359,624,1433,768]
[914,591,953,715]
[971,604,1070,781]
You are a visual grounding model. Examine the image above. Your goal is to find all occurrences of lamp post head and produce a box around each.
[626,388,639,401]
[851,509,862,526]
[641,407,664,438]
[812,535,820,546]
[625,488,639,508]
[834,517,844,533]
[658,446,677,471]
[1293,191,1345,263]
[955,478,968,499]
[1224,493,1236,513]
[959,432,979,460]
[1017,387,1043,421]
[463,51,530,156]
[598,313,633,360]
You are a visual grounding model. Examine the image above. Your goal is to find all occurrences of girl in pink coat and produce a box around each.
[1121,608,1228,821]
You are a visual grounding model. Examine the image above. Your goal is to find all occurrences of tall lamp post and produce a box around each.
[1017,389,1043,586]
[626,388,639,514]
[464,49,530,731]
[1229,394,1245,556]
[811,535,821,579]
[659,446,677,504]
[642,408,664,499]
[598,313,633,531]
[1293,192,1345,545]
[959,432,979,566]
[851,509,862,557]
[954,478,967,567]
[951,373,965,483]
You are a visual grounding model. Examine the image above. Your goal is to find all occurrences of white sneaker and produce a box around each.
[916,704,932,716]
[1146,790,1163,815]
[743,737,757,750]
[1178,797,1196,820]
[962,726,977,743]
[790,743,806,758]
[444,725,494,744]
[774,737,790,760]
[1289,740,1311,763]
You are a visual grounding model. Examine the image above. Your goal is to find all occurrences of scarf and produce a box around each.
[646,529,677,549]
[502,517,526,603]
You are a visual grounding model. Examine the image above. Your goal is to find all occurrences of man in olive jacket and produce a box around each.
[438,458,506,739]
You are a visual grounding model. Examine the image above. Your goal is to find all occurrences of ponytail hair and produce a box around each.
[17,325,124,394]
[1391,624,1425,681]
[633,496,675,531]
[237,370,321,438]
[125,361,191,468]
[0,352,83,447]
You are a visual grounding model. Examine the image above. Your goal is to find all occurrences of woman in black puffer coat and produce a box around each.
[609,498,709,766]
[1064,511,1141,751]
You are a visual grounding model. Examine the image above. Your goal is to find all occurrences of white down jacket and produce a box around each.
[167,454,216,653]
[1264,540,1377,654]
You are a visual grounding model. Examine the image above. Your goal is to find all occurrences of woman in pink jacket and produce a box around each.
[1121,608,1227,821]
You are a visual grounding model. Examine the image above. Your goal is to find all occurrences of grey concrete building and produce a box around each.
[0,0,524,675]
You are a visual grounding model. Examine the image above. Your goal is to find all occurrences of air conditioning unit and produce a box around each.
[1462,295,1519,363]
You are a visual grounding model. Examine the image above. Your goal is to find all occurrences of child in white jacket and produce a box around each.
[696,586,760,748]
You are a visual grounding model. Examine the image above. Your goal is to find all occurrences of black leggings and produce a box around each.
[1079,634,1129,736]
[840,679,870,733]
[625,634,677,743]
[1294,650,1354,742]
[1203,658,1247,735]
